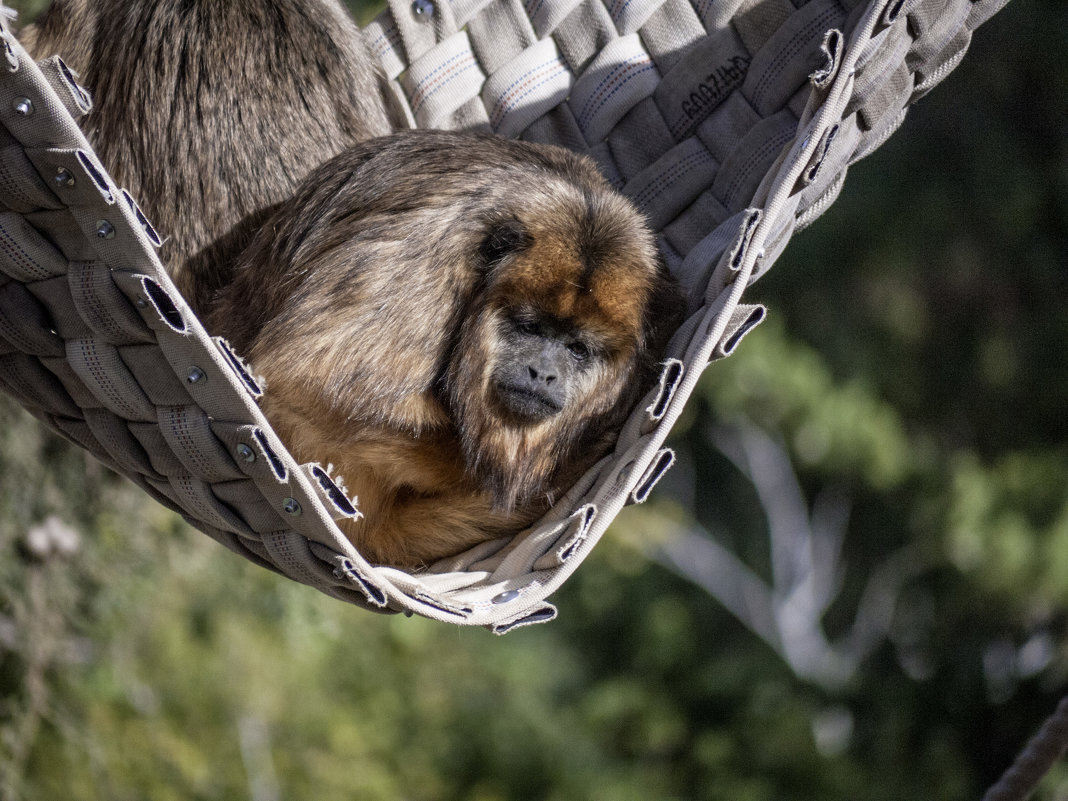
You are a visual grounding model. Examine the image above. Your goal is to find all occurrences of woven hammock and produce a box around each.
[0,0,1008,630]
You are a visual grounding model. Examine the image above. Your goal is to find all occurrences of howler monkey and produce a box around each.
[21,0,680,568]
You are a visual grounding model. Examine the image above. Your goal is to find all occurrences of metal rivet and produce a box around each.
[492,589,520,604]
[282,498,301,516]
[95,220,115,239]
[134,296,147,308]
[235,443,256,463]
[54,168,75,188]
[186,366,205,384]
[411,0,434,19]
[13,97,33,116]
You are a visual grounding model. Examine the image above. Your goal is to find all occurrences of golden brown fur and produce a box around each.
[210,132,679,567]
[24,1,679,568]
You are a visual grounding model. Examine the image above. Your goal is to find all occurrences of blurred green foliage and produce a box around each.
[2,0,1067,799]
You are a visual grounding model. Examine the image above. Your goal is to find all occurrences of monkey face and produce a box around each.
[491,315,589,423]
[448,187,671,511]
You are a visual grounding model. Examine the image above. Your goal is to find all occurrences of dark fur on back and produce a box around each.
[22,0,393,313]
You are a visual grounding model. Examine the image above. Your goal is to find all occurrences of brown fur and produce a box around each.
[20,0,393,314]
[209,131,680,567]
[23,1,679,568]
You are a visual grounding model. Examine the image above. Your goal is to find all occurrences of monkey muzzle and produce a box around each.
[492,354,568,424]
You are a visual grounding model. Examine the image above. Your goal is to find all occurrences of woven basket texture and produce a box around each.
[0,0,1009,630]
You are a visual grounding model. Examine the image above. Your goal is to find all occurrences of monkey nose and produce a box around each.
[493,360,565,422]
[527,365,556,385]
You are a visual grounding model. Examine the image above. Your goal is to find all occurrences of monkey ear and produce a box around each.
[479,219,531,266]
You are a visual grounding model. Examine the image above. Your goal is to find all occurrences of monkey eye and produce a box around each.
[567,341,590,361]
